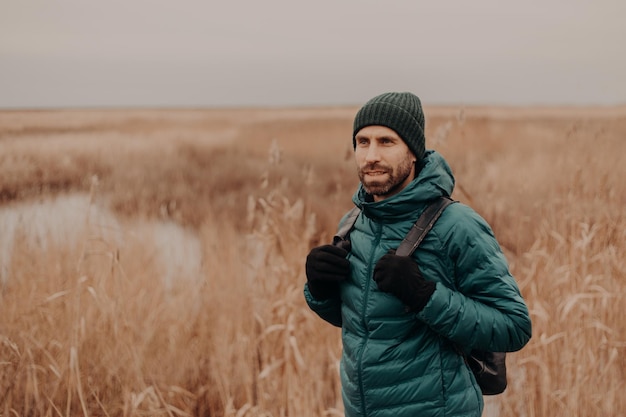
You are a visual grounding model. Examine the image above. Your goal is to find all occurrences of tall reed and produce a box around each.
[0,107,624,416]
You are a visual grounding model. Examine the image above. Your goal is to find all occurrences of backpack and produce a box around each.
[333,196,507,395]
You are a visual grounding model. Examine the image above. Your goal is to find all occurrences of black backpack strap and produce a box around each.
[396,196,507,395]
[395,196,456,257]
[332,206,361,246]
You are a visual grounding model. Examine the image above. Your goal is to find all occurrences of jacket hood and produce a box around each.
[352,150,455,221]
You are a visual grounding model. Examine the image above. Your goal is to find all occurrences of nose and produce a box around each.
[364,142,381,163]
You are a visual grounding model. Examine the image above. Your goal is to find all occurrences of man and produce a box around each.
[304,92,532,417]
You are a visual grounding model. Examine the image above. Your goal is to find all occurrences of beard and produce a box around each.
[358,154,415,199]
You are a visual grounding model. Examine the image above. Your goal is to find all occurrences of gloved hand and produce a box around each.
[305,244,350,300]
[373,250,436,312]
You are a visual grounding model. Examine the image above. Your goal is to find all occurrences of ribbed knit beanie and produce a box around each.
[353,92,426,161]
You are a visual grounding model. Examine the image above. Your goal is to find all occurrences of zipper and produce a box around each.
[356,222,382,417]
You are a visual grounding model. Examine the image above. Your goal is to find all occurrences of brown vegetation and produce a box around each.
[0,106,625,416]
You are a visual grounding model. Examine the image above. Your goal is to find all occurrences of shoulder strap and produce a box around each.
[395,196,456,257]
[331,197,455,251]
[332,206,361,245]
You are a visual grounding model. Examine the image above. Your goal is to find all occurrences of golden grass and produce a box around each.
[0,106,625,416]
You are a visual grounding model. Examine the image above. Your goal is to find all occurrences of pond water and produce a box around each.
[0,194,202,289]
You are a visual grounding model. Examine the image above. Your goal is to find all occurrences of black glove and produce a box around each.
[305,244,350,300]
[373,250,436,312]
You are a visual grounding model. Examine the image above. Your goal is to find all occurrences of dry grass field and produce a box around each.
[0,105,625,416]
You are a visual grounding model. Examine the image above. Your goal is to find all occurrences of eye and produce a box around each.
[356,137,369,146]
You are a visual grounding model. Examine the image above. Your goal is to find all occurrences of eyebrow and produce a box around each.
[355,133,399,141]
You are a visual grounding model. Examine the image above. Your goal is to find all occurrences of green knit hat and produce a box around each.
[353,92,426,160]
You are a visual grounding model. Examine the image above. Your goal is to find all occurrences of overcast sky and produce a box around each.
[1,0,625,109]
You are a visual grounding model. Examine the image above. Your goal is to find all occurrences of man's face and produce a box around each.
[354,125,417,202]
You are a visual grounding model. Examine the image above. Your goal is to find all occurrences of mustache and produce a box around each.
[361,163,391,172]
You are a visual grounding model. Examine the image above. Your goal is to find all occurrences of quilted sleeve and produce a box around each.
[417,204,532,352]
[304,284,343,327]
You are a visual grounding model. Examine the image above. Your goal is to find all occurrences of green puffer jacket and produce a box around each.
[304,150,532,417]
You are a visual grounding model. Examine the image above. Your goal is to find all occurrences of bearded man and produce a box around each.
[304,92,532,417]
